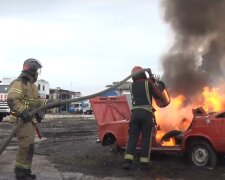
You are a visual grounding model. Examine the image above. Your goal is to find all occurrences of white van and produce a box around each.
[82,102,93,115]
[73,103,83,114]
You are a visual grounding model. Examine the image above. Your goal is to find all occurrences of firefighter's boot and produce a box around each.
[15,167,36,180]
[122,159,132,170]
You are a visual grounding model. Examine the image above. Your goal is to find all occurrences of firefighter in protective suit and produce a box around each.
[7,59,48,180]
[122,66,162,170]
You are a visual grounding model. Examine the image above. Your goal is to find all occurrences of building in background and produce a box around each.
[0,76,132,117]
[105,81,131,95]
[49,87,82,113]
[36,79,50,99]
[104,81,132,109]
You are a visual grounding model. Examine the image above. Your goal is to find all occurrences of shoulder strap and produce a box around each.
[145,80,151,105]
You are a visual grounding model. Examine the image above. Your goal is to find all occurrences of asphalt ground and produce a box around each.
[0,115,130,180]
[1,114,225,180]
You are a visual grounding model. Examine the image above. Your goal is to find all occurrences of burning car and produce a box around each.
[90,95,225,168]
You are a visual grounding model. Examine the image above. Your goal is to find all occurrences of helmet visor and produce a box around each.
[37,68,41,75]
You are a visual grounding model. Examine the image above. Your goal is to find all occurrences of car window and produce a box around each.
[83,103,88,108]
[74,104,81,108]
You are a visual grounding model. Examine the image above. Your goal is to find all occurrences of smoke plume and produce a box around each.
[161,0,225,100]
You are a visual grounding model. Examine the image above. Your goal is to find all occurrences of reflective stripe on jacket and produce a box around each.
[7,78,47,123]
[131,80,153,113]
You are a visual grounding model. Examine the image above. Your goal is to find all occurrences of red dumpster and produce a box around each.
[90,96,131,149]
[90,95,180,150]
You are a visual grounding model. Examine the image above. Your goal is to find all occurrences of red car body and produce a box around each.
[90,96,225,168]
[181,108,225,153]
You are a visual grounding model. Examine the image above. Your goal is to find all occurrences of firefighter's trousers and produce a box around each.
[124,109,154,163]
[15,120,35,170]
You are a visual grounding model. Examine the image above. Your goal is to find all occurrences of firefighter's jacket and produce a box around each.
[7,77,48,123]
[131,79,161,114]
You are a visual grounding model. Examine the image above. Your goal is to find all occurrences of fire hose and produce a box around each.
[0,68,152,155]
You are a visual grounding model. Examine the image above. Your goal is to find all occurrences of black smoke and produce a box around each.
[161,0,225,100]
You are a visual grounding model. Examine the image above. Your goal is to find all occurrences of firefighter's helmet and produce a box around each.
[131,66,143,74]
[22,58,42,75]
[131,66,146,80]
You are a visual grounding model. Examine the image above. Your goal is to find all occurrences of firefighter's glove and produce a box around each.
[35,110,45,123]
[146,68,153,77]
[148,77,156,84]
[146,68,155,81]
[20,109,32,123]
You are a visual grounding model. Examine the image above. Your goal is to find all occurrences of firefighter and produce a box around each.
[122,66,162,170]
[7,58,48,180]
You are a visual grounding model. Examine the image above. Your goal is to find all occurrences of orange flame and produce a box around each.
[155,130,164,143]
[154,85,225,146]
[156,131,176,146]
[202,86,225,112]
[161,138,176,146]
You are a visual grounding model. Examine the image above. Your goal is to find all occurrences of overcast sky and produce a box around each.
[0,0,171,95]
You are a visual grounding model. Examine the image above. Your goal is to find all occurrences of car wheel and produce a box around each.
[189,140,217,168]
[0,116,3,122]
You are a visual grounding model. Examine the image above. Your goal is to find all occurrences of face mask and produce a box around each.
[30,72,38,83]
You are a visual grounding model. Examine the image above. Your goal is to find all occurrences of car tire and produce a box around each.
[188,140,217,168]
[0,116,3,122]
[87,110,92,115]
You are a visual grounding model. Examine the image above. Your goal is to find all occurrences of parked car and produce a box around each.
[69,102,83,114]
[0,83,10,122]
[90,96,225,168]
[82,101,93,115]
